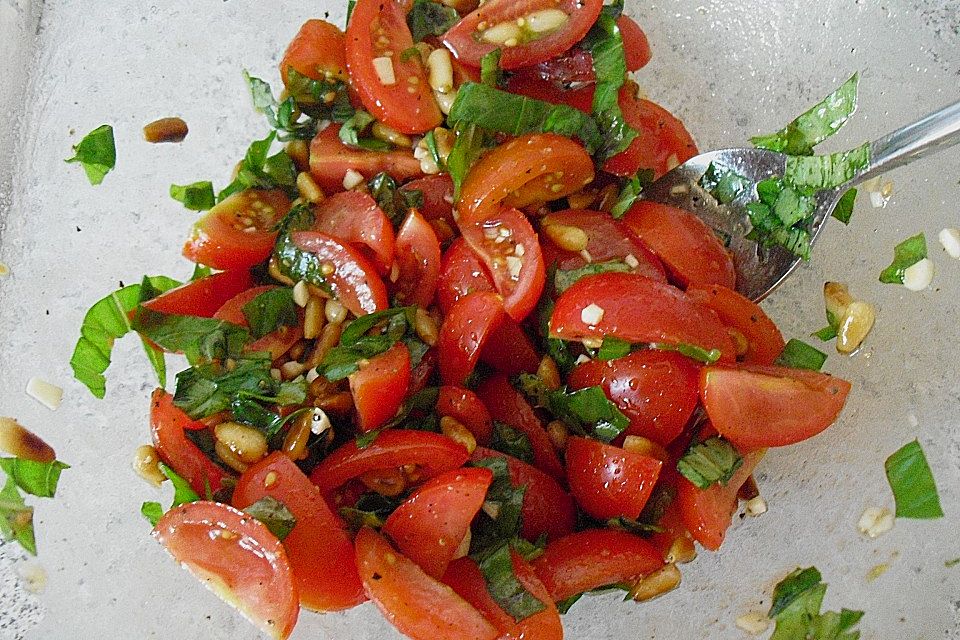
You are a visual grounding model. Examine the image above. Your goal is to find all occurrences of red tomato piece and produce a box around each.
[402,175,455,228]
[475,375,565,482]
[646,500,696,562]
[531,47,595,86]
[349,343,411,432]
[409,347,437,395]
[437,291,507,386]
[531,529,664,602]
[480,317,541,377]
[394,209,442,307]
[310,191,396,274]
[506,71,595,113]
[623,201,736,290]
[568,350,700,446]
[549,272,736,361]
[442,0,603,70]
[346,0,442,134]
[309,125,423,193]
[141,270,253,319]
[437,237,497,314]
[699,364,852,451]
[279,19,348,86]
[290,231,388,316]
[383,467,493,578]
[686,284,785,365]
[436,385,494,445]
[460,207,546,321]
[617,16,652,71]
[310,430,470,499]
[182,189,292,271]
[153,502,299,640]
[604,90,698,179]
[442,558,517,631]
[233,453,365,611]
[355,527,499,640]
[150,389,230,495]
[213,286,303,361]
[565,436,663,521]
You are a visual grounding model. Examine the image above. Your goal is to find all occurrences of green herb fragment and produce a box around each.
[491,422,534,464]
[700,163,751,204]
[132,307,249,365]
[339,109,391,151]
[66,124,116,185]
[884,439,943,519]
[140,502,164,527]
[141,463,201,526]
[480,49,503,87]
[243,496,296,541]
[345,0,356,26]
[649,342,722,364]
[447,122,492,200]
[609,170,654,219]
[945,558,960,568]
[407,0,459,42]
[424,129,445,170]
[231,398,309,439]
[368,173,424,225]
[319,307,424,381]
[339,493,403,531]
[784,143,871,190]
[556,594,583,615]
[831,188,858,224]
[775,339,828,371]
[879,233,927,284]
[244,72,319,141]
[554,260,632,294]
[170,181,216,211]
[597,337,631,361]
[580,13,637,159]
[242,287,298,339]
[218,132,298,201]
[0,459,70,498]
[272,204,334,292]
[516,375,629,443]
[813,325,838,342]
[283,68,354,122]
[0,479,36,555]
[676,437,743,489]
[767,567,864,640]
[173,357,305,419]
[478,543,547,622]
[607,516,663,535]
[469,457,526,555]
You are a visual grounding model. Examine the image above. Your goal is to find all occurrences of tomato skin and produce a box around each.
[437,237,497,314]
[310,191,396,274]
[280,19,348,86]
[617,16,652,71]
[394,209,442,307]
[141,270,253,319]
[565,436,663,521]
[442,0,604,70]
[604,91,699,179]
[350,343,411,432]
[153,502,299,640]
[355,527,499,640]
[699,364,852,451]
[442,558,517,631]
[310,430,470,498]
[437,385,494,445]
[686,284,785,365]
[437,291,507,386]
[623,201,736,290]
[475,375,566,482]
[150,389,230,495]
[232,453,365,611]
[309,125,423,193]
[531,47,595,86]
[409,347,437,395]
[549,272,736,361]
[402,175,455,228]
[506,71,595,113]
[531,529,664,602]
[568,350,700,446]
[383,467,493,578]
[290,231,389,316]
[183,189,292,271]
[213,286,303,361]
[346,0,442,134]
[481,317,541,377]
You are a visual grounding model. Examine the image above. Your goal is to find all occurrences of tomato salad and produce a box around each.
[81,2,855,638]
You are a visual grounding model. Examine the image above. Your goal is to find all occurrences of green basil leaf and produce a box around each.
[884,439,943,519]
[581,13,637,159]
[170,181,216,211]
[517,375,629,443]
[230,396,290,438]
[141,501,164,527]
[242,287,298,339]
[784,142,871,190]
[424,129,445,170]
[0,459,70,498]
[649,342,722,364]
[775,339,828,371]
[480,49,503,87]
[469,457,526,555]
[556,594,583,615]
[767,567,864,640]
[243,496,297,541]
[554,260,632,294]
[676,437,743,490]
[447,122,491,200]
[132,307,249,365]
[491,422,534,464]
[65,124,116,185]
[284,68,354,122]
[609,170,654,219]
[700,163,751,204]
[244,71,320,141]
[339,492,404,531]
[272,204,334,293]
[218,132,298,201]
[813,325,838,342]
[879,233,927,284]
[339,110,391,151]
[368,172,424,225]
[173,357,279,419]
[341,307,417,345]
[607,516,663,535]
[478,543,547,622]
[597,337,631,361]
[769,567,823,617]
[0,479,36,555]
[162,462,201,508]
[831,188,858,224]
[407,0,459,42]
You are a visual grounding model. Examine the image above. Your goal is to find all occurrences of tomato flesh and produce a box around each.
[310,191,396,274]
[150,389,230,495]
[686,284,785,365]
[437,237,497,314]
[290,231,388,316]
[213,285,303,361]
[349,343,412,432]
[480,317,542,377]
[280,19,348,86]
[309,125,423,193]
[604,90,699,179]
[142,270,253,318]
[617,16,652,71]
[438,291,507,386]
[436,385,494,445]
[565,436,663,521]
[394,209,442,307]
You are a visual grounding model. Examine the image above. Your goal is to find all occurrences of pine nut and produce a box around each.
[281,360,306,380]
[481,20,522,45]
[735,612,770,635]
[628,564,681,602]
[292,280,310,307]
[537,356,561,390]
[665,537,697,564]
[214,421,268,465]
[440,416,477,454]
[414,308,439,346]
[744,496,768,517]
[296,172,325,203]
[268,257,295,285]
[622,435,669,462]
[566,190,595,210]
[823,282,853,322]
[525,8,569,33]
[304,296,325,340]
[453,529,472,560]
[285,140,310,171]
[836,301,876,354]
[142,117,188,143]
[325,298,348,324]
[0,417,55,462]
[288,340,307,362]
[435,89,458,115]
[215,440,249,473]
[433,128,455,160]
[857,506,894,539]
[427,48,454,94]
[372,122,413,148]
[546,420,568,451]
[132,444,166,487]
[360,468,407,497]
[282,412,313,461]
[306,322,342,368]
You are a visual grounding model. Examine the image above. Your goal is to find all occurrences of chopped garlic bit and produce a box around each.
[310,408,332,435]
[744,496,767,517]
[574,354,591,365]
[17,562,47,594]
[862,175,893,208]
[26,377,63,411]
[580,303,605,325]
[372,56,396,85]
[857,506,894,539]
[735,612,770,635]
[939,228,960,259]
[902,258,934,291]
[624,253,640,268]
[342,169,364,190]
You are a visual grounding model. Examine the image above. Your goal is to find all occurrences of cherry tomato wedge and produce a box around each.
[443,558,516,632]
[402,175,455,228]
[437,237,497,314]
[550,272,736,361]
[623,201,736,290]
[383,467,493,578]
[153,502,299,640]
[183,189,292,271]
[290,231,388,316]
[617,16,652,71]
[442,0,603,71]
[686,284,784,365]
[232,453,365,611]
[506,71,595,113]
[480,317,542,376]
[604,90,698,179]
[532,47,595,87]
[438,291,507,386]
[141,269,253,319]
[699,364,852,451]
[150,389,230,495]
[346,0,442,134]
[350,343,411,432]
[310,191,396,274]
[565,436,663,521]
[394,209,442,307]
[436,385,494,445]
[531,529,664,602]
[280,19,348,86]
[355,527,499,640]
[309,125,423,193]
[213,286,303,361]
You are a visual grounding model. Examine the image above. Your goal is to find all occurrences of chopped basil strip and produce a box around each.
[676,437,743,490]
[480,49,503,88]
[283,68,354,122]
[170,181,216,211]
[132,307,249,365]
[784,143,871,190]
[470,457,526,555]
[554,260,632,294]
[424,129,445,170]
[243,496,296,541]
[775,339,827,371]
[0,459,69,499]
[339,493,403,531]
[141,463,201,526]
[649,342,721,364]
[242,287,298,339]
[700,163,751,204]
[272,204,334,292]
[609,170,654,219]
[368,173,424,225]
[597,337,631,361]
[516,375,629,443]
[65,124,116,185]
[556,593,583,615]
[537,295,578,374]
[581,13,637,159]
[218,132,298,201]
[231,398,310,439]
[447,122,492,199]
[477,543,547,622]
[607,516,663,535]
[0,478,36,554]
[407,0,459,42]
[173,356,306,419]
[884,440,944,519]
[140,502,164,527]
[812,325,838,342]
[319,307,424,381]
[831,188,858,224]
[244,71,319,141]
[491,422,534,464]
[767,567,864,640]
[879,233,927,284]
[339,109,392,151]
[945,558,960,569]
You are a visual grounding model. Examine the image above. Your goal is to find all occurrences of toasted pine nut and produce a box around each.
[621,435,669,462]
[304,296,325,340]
[566,190,596,210]
[214,421,268,465]
[429,218,456,243]
[305,322,343,368]
[0,417,55,462]
[285,139,310,171]
[744,496,768,517]
[360,468,407,497]
[132,444,166,487]
[296,171,325,203]
[282,412,313,461]
[440,416,477,454]
[546,420,568,452]
[372,122,413,148]
[823,282,853,322]
[537,356,561,390]
[735,612,770,636]
[595,183,619,212]
[427,48,454,94]
[325,298,348,324]
[525,8,570,33]
[453,529,472,560]
[628,564,682,602]
[268,257,295,285]
[837,301,876,354]
[288,340,307,362]
[665,537,697,564]
[142,117,188,143]
[264,471,278,488]
[543,222,589,252]
[414,308,439,346]
[292,280,310,307]
[215,440,248,473]
[482,20,522,45]
[281,360,306,380]
[435,89,458,115]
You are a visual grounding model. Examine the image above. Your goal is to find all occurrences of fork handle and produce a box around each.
[855,99,960,184]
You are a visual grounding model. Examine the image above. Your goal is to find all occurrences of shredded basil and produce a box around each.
[469,457,526,555]
[447,122,492,200]
[609,170,654,219]
[131,307,249,365]
[491,422,534,464]
[481,49,504,87]
[407,0,459,42]
[775,339,827,371]
[581,13,637,159]
[170,181,216,211]
[700,163,751,204]
[173,356,306,419]
[477,543,547,622]
[272,204,334,292]
[831,188,858,224]
[318,307,426,381]
[767,567,864,640]
[676,437,743,490]
[243,496,297,541]
[65,124,116,185]
[339,109,392,151]
[283,68,355,122]
[649,342,722,364]
[884,440,943,519]
[0,479,36,554]
[516,374,629,443]
[244,71,319,141]
[879,233,927,284]
[241,287,298,339]
[218,132,298,201]
[339,492,404,531]
[0,459,69,499]
[368,173,424,226]
[596,337,631,361]
[141,463,201,527]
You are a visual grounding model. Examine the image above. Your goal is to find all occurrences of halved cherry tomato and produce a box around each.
[213,286,303,360]
[437,237,497,314]
[550,273,736,360]
[409,347,437,395]
[394,210,442,307]
[475,375,565,482]
[442,558,516,631]
[646,499,696,562]
[438,291,507,386]
[531,529,664,602]
[604,89,698,179]
[310,191,395,274]
[531,47,595,87]
[565,436,663,521]
[383,467,493,578]
[153,502,299,640]
[699,364,851,451]
[233,453,365,611]
[346,0,442,134]
[183,189,292,270]
[568,350,700,446]
[617,16,652,71]
[506,71,595,113]
[402,175,455,228]
[675,450,762,551]
[279,19,348,86]
[460,207,546,321]
[437,385,494,445]
[141,269,253,318]
[686,284,785,365]
[290,231,388,316]
[480,317,542,377]
[349,343,411,432]
[472,448,576,542]
[150,389,230,495]
[310,430,470,499]
[442,0,603,70]
[623,201,736,290]
[458,134,594,222]
[309,125,423,193]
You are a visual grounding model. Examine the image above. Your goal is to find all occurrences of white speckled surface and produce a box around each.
[1,1,959,639]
